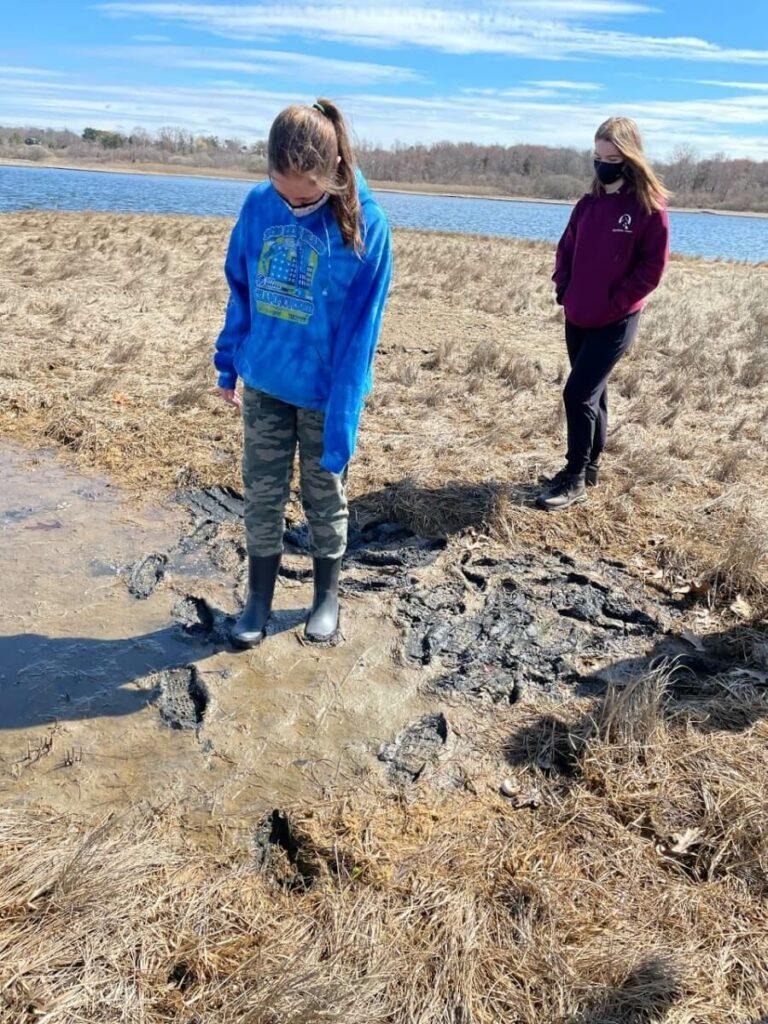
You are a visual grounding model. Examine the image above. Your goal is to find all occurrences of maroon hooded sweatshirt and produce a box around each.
[553,188,670,329]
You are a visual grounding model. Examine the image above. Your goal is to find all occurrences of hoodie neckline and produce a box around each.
[279,191,330,220]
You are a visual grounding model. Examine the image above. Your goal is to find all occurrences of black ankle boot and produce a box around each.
[585,463,600,488]
[230,554,281,648]
[537,472,587,511]
[540,465,569,495]
[305,557,342,643]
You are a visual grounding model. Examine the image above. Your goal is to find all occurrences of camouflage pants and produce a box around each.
[241,386,348,558]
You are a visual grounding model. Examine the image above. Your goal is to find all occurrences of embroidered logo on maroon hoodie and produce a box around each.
[553,189,670,329]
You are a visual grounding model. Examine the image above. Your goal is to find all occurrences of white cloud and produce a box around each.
[83,44,422,84]
[693,79,768,92]
[457,0,658,12]
[0,66,63,76]
[97,2,768,64]
[525,79,603,90]
[461,86,565,97]
[464,80,603,96]
[5,71,768,158]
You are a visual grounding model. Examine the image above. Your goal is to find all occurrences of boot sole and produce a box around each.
[229,628,267,649]
[302,611,343,647]
[537,492,588,512]
[303,630,342,647]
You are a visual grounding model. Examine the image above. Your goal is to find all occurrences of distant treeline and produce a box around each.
[3,124,768,213]
[0,125,268,173]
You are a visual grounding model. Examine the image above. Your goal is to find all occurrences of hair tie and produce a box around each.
[312,101,327,116]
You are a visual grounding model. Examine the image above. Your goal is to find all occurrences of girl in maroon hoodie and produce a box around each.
[539,116,670,511]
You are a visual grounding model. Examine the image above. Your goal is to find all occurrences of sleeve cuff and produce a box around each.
[217,371,237,390]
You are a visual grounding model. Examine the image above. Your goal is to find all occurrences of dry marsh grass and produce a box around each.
[2,669,767,1023]
[1,212,767,610]
[1,212,768,1021]
[2,211,766,614]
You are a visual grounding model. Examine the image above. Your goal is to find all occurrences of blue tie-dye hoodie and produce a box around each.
[214,170,393,474]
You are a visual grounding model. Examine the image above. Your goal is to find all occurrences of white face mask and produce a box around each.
[283,192,330,218]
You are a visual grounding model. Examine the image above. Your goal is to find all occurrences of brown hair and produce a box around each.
[592,116,671,213]
[267,98,363,252]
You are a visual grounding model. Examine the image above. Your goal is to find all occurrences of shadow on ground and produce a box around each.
[565,956,680,1024]
[348,477,539,538]
[0,602,311,731]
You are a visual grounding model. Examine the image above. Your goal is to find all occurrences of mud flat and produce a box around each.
[4,442,764,823]
[0,445,431,827]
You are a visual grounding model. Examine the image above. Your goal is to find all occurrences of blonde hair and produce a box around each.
[592,116,670,213]
[268,98,363,252]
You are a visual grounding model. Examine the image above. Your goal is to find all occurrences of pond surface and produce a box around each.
[2,163,767,262]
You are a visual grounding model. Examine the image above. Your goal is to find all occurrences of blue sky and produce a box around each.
[2,1,768,158]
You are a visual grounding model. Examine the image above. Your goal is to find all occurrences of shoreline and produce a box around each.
[2,156,768,221]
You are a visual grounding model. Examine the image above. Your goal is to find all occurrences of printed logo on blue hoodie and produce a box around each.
[214,170,393,474]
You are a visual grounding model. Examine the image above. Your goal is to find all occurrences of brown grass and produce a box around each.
[2,667,767,1023]
[3,210,765,609]
[1,211,768,1021]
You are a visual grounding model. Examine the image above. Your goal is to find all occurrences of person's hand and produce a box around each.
[214,386,242,409]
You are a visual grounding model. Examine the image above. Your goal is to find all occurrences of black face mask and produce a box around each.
[594,159,625,185]
[289,196,325,209]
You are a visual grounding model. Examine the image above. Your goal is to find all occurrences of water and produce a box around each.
[2,162,767,263]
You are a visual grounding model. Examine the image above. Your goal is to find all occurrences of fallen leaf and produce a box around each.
[730,595,752,619]
[669,828,703,855]
[510,788,541,810]
[681,629,705,652]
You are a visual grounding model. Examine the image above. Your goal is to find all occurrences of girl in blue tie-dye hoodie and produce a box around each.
[213,99,393,649]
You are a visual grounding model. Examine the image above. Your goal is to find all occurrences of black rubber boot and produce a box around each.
[537,472,587,511]
[305,557,342,644]
[540,465,569,494]
[585,463,600,488]
[230,554,281,648]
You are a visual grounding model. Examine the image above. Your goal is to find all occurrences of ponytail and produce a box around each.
[267,98,363,253]
[313,98,363,253]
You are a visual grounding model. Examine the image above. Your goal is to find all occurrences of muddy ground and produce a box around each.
[0,446,433,831]
[4,441,763,845]
[1,212,767,1021]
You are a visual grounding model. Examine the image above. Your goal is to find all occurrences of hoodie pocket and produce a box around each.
[565,282,613,328]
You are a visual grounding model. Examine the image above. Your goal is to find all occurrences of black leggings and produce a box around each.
[563,312,639,475]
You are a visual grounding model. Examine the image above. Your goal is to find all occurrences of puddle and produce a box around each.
[0,446,427,832]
